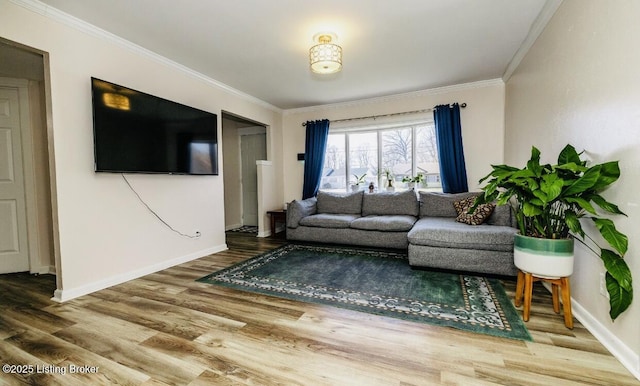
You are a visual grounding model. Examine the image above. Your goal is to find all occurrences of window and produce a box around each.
[320,121,441,193]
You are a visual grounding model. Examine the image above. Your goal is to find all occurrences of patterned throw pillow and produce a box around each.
[453,196,495,225]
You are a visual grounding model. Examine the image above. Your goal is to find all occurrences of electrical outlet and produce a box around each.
[599,272,609,298]
[195,230,201,238]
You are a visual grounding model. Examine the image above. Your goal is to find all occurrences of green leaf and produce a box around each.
[564,197,597,215]
[496,194,512,206]
[554,162,587,173]
[532,190,548,204]
[522,202,542,217]
[606,273,633,320]
[540,174,563,201]
[592,161,621,191]
[523,146,541,177]
[592,194,626,216]
[562,166,601,196]
[558,144,581,165]
[593,218,629,255]
[601,249,633,292]
[565,210,584,237]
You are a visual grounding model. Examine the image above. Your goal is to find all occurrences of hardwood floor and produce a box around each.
[1,233,638,385]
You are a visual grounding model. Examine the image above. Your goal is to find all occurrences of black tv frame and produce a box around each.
[91,77,219,175]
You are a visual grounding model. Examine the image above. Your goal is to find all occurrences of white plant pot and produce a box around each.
[513,234,574,279]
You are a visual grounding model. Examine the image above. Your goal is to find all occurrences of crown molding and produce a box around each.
[9,0,282,114]
[502,0,563,82]
[283,78,505,116]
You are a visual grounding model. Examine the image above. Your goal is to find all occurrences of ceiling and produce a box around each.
[36,0,553,110]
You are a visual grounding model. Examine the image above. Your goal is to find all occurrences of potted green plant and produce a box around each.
[474,144,632,320]
[402,173,425,189]
[351,173,367,192]
[381,169,394,191]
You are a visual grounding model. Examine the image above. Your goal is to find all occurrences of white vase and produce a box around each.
[513,234,574,279]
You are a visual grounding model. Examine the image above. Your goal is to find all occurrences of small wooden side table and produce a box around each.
[515,270,573,329]
[267,209,287,237]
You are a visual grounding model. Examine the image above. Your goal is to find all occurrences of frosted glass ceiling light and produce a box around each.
[309,33,342,74]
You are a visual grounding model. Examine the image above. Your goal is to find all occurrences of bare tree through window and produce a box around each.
[319,122,441,192]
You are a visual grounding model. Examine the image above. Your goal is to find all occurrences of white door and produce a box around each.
[240,133,266,226]
[0,87,30,273]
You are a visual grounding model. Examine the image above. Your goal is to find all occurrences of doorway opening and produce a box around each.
[221,112,267,236]
[0,38,58,280]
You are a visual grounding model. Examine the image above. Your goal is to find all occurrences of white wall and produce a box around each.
[281,80,506,201]
[1,0,282,299]
[504,0,640,376]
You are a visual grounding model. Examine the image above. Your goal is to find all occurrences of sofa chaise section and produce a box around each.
[407,192,519,276]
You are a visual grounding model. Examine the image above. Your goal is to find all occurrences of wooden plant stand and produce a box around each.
[515,270,573,329]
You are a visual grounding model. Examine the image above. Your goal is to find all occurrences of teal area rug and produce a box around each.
[197,244,531,341]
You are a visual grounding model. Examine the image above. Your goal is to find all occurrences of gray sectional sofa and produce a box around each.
[286,190,519,276]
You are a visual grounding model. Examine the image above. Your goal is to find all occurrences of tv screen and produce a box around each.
[91,77,219,175]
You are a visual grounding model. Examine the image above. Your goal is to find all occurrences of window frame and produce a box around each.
[320,117,441,193]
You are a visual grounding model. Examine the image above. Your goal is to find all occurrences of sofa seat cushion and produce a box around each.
[350,215,417,232]
[299,213,360,229]
[408,217,517,252]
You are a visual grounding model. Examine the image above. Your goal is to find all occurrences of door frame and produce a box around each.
[0,77,40,273]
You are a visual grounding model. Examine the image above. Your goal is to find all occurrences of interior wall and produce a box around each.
[504,0,639,374]
[1,1,282,299]
[281,80,506,202]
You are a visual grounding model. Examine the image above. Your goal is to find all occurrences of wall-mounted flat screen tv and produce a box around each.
[91,77,218,175]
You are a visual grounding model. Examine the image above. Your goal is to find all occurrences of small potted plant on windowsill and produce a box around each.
[402,173,425,190]
[351,173,366,192]
[473,144,632,320]
[381,169,394,192]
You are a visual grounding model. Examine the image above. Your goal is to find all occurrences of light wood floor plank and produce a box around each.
[1,233,637,385]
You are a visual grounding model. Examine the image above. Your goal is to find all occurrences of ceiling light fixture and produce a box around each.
[309,33,342,74]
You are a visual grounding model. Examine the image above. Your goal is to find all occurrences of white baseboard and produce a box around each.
[51,243,228,302]
[571,300,640,380]
[225,223,242,231]
[541,282,639,380]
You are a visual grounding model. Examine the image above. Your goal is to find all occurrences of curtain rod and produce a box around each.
[301,103,466,126]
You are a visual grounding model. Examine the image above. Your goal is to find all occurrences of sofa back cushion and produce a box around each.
[486,204,513,227]
[362,190,419,216]
[317,190,363,214]
[419,192,478,217]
